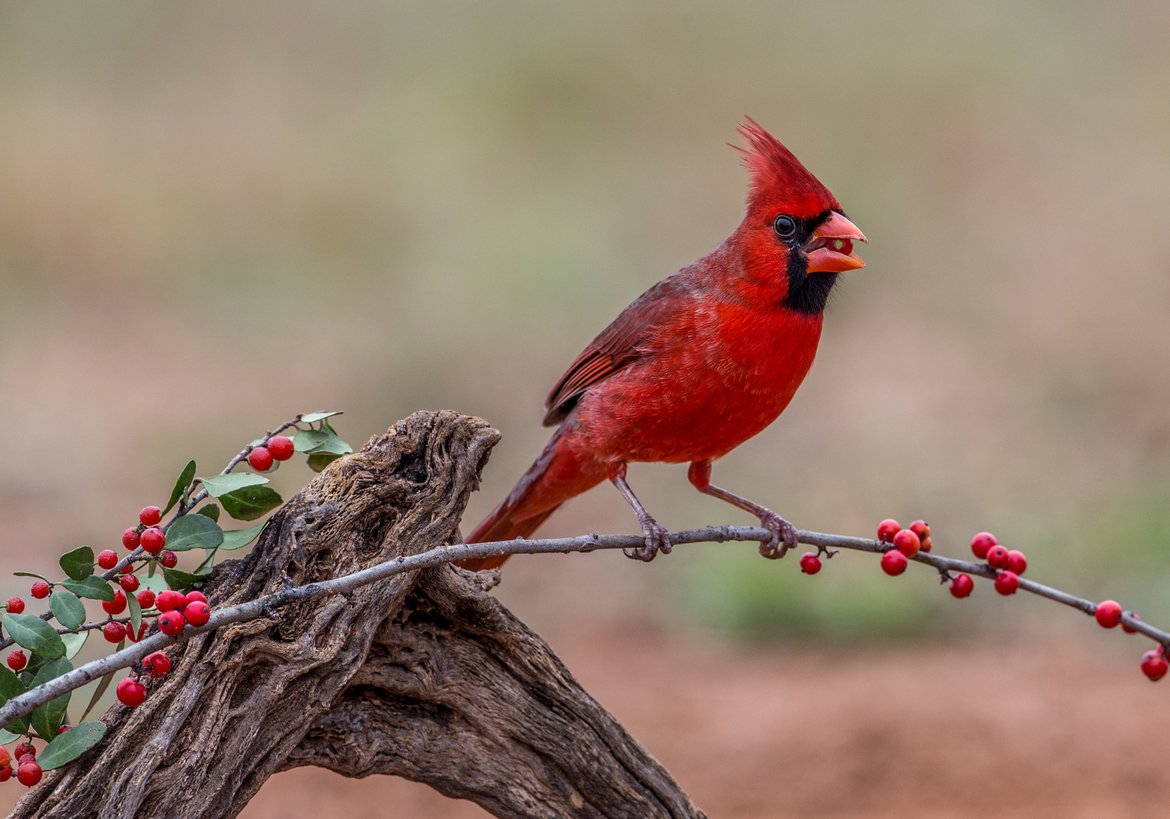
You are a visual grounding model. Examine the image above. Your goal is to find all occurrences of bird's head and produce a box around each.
[732,118,866,313]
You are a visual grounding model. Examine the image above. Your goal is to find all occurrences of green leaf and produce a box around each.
[196,503,221,522]
[30,657,71,740]
[219,485,282,521]
[164,459,197,515]
[300,410,342,424]
[139,573,168,595]
[59,545,94,581]
[200,473,269,497]
[195,550,216,575]
[61,630,88,660]
[306,451,344,472]
[165,514,223,552]
[0,728,20,745]
[162,567,209,590]
[219,522,266,551]
[0,665,30,734]
[79,670,115,722]
[62,576,115,602]
[3,614,65,659]
[127,588,142,635]
[293,428,329,452]
[13,571,50,582]
[49,589,85,630]
[38,720,107,770]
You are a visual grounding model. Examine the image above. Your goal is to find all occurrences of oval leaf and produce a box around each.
[30,657,72,740]
[38,721,107,771]
[307,451,344,473]
[59,545,95,582]
[162,567,210,590]
[293,428,329,452]
[62,576,115,602]
[300,410,342,424]
[164,459,197,515]
[49,589,86,630]
[200,473,269,497]
[165,514,223,552]
[220,522,267,551]
[0,665,29,735]
[3,613,66,659]
[127,587,142,635]
[61,630,88,660]
[219,485,282,521]
[196,503,221,522]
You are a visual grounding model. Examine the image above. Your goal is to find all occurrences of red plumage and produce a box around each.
[461,120,865,570]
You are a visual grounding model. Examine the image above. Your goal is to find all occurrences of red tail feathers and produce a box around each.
[458,427,604,571]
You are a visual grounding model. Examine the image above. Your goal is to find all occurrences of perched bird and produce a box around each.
[460,119,865,570]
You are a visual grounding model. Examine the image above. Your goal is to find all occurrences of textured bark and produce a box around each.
[13,411,704,819]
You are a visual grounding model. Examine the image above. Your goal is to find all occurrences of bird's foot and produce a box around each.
[624,517,672,562]
[756,510,798,560]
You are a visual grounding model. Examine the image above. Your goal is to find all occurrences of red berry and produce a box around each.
[881,550,908,576]
[121,561,135,575]
[119,574,140,593]
[103,621,127,643]
[919,537,932,553]
[985,545,1010,569]
[184,600,211,627]
[248,446,274,472]
[137,589,156,609]
[893,529,921,558]
[909,520,931,540]
[970,531,997,560]
[1006,549,1028,575]
[155,590,185,612]
[58,724,70,734]
[184,590,207,607]
[798,552,822,575]
[6,598,24,615]
[16,753,32,765]
[157,610,185,636]
[16,760,41,787]
[1141,649,1168,682]
[1095,600,1123,629]
[102,589,127,615]
[7,650,27,671]
[876,519,901,543]
[29,581,50,600]
[116,677,146,707]
[98,549,119,570]
[950,573,975,598]
[0,765,11,782]
[139,506,162,526]
[159,551,178,569]
[122,527,141,550]
[994,570,1020,595]
[0,747,9,767]
[140,527,166,554]
[268,435,295,461]
[1123,613,1141,635]
[143,650,172,677]
[12,743,33,761]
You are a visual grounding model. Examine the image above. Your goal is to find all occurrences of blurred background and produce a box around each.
[2,1,1169,815]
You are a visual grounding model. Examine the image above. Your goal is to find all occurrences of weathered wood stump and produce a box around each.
[14,411,705,819]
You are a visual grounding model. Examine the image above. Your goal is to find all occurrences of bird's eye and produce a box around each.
[773,214,797,240]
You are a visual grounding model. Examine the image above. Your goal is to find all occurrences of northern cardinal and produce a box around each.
[460,119,865,571]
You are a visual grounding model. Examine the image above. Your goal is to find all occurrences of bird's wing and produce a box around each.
[542,275,690,426]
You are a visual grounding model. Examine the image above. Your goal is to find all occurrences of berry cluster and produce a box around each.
[967,531,1028,596]
[875,518,932,577]
[246,435,295,473]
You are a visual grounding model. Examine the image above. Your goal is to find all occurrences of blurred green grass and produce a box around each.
[1,0,1169,646]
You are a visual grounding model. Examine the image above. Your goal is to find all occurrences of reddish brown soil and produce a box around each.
[237,628,1170,818]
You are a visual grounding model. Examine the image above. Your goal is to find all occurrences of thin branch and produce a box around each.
[0,525,1161,729]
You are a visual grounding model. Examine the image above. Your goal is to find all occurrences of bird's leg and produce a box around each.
[688,461,798,559]
[608,462,671,562]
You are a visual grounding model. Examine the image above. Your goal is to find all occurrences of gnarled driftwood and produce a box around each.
[14,411,704,819]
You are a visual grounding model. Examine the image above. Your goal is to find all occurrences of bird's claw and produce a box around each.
[624,518,672,562]
[756,510,798,560]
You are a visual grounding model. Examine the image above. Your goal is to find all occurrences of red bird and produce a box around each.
[460,119,865,570]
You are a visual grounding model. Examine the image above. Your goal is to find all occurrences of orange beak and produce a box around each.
[804,211,867,273]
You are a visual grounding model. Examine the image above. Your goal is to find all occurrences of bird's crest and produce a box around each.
[733,118,838,217]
